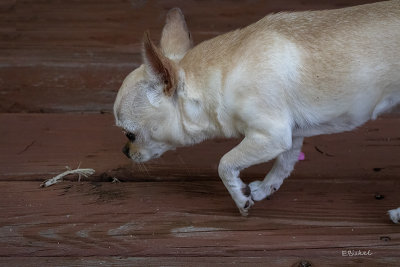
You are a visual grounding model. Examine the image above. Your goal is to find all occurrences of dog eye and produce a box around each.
[125,132,136,142]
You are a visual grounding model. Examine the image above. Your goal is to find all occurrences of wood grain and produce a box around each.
[1,0,400,265]
[1,0,391,113]
[1,256,398,267]
[0,180,399,263]
[0,114,399,266]
[1,114,399,183]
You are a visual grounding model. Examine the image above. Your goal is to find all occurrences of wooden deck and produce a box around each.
[1,0,399,266]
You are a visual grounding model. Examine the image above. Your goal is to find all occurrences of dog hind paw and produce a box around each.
[249,180,268,201]
[249,180,280,201]
[388,207,400,224]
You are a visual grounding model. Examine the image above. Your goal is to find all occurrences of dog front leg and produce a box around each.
[249,137,304,201]
[218,133,290,216]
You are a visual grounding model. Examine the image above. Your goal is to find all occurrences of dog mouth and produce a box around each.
[122,141,167,162]
[123,149,161,163]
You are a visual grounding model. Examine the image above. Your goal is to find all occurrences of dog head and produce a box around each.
[114,8,193,162]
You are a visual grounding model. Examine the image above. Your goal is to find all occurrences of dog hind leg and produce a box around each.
[388,207,400,224]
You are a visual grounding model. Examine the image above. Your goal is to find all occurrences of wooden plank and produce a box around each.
[0,65,132,113]
[1,114,399,183]
[1,1,399,265]
[2,0,388,113]
[0,256,398,267]
[0,180,399,261]
[0,113,236,181]
[9,0,379,54]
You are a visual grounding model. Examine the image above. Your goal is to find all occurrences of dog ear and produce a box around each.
[160,8,193,61]
[143,31,178,97]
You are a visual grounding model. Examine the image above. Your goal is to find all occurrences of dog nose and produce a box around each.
[122,144,130,159]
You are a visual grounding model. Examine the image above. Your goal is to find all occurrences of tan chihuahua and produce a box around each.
[114,1,400,223]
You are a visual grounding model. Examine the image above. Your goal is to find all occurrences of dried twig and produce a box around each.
[40,167,95,188]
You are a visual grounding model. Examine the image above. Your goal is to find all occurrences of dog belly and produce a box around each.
[293,116,365,137]
[293,89,400,138]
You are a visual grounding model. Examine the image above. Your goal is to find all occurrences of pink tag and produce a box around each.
[298,151,305,161]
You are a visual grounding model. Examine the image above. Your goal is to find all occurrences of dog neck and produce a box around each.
[176,66,241,145]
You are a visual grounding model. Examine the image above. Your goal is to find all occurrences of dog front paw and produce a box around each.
[233,185,254,216]
[238,196,254,216]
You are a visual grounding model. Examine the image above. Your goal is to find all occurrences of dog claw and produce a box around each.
[239,198,254,216]
[244,200,251,209]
